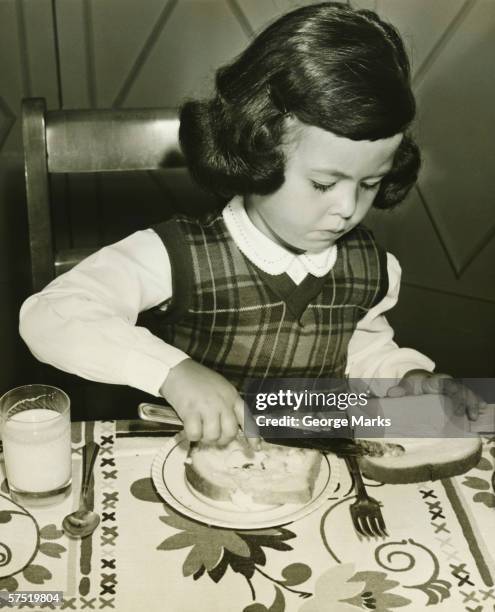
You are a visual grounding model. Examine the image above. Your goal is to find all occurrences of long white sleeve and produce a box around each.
[20,214,434,399]
[346,252,435,395]
[19,229,189,397]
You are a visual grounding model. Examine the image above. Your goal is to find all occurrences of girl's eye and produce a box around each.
[361,180,382,191]
[311,181,336,193]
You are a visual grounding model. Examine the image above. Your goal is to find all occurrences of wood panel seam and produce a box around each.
[112,0,179,109]
[412,0,477,87]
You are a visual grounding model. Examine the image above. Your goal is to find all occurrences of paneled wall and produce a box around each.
[0,0,493,404]
[365,0,495,376]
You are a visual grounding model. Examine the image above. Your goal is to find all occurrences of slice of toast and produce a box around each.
[358,437,482,484]
[354,394,483,483]
[185,439,322,505]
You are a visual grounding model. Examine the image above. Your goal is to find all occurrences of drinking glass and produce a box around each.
[0,384,72,505]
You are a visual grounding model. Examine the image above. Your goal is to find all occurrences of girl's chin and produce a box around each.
[305,244,335,254]
[281,233,338,253]
[304,237,338,252]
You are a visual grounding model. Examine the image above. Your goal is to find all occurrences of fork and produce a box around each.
[344,455,388,539]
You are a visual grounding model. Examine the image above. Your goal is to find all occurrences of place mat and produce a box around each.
[1,421,494,611]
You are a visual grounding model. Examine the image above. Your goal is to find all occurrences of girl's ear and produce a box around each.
[279,115,299,153]
[282,114,302,137]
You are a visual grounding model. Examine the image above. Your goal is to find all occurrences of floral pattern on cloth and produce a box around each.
[131,477,313,608]
[0,491,67,593]
[461,439,495,509]
[2,421,493,611]
[298,563,411,612]
[131,476,458,612]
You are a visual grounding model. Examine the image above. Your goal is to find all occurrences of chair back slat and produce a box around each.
[22,98,185,293]
[46,108,182,173]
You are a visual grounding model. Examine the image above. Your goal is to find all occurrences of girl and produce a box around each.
[19,2,482,445]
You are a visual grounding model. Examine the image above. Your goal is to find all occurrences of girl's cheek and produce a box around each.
[358,197,375,217]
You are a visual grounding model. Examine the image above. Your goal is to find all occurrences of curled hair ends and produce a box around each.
[373,134,421,209]
[179,98,286,199]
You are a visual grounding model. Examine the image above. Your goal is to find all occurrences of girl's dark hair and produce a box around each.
[179,2,420,208]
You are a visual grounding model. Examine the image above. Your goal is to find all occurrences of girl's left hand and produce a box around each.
[387,369,485,422]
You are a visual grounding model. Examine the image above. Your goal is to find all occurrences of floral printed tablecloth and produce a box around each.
[0,420,494,612]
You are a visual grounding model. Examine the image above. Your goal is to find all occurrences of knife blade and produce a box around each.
[264,435,409,459]
[262,435,365,456]
[137,403,403,458]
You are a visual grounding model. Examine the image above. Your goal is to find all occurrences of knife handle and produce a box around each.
[138,403,183,427]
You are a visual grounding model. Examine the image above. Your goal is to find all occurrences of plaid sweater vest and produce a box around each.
[147,213,388,391]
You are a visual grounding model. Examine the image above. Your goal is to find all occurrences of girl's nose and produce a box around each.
[328,184,358,219]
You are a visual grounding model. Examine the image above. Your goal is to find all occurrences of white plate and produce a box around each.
[151,435,341,529]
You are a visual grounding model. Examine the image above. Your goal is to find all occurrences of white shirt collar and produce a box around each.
[222,196,337,282]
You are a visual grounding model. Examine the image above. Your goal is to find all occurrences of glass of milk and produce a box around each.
[0,384,72,505]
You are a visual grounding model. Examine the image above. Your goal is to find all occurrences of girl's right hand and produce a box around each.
[159,358,256,446]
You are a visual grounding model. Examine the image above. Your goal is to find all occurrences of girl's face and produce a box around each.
[245,119,403,253]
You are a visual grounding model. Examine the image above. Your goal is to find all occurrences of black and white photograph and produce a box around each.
[0,1,494,611]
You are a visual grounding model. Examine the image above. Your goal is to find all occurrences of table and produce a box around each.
[1,420,494,611]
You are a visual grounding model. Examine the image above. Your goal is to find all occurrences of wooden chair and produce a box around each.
[22,97,186,293]
[20,97,216,419]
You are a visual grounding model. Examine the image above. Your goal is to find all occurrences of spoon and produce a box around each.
[62,441,100,538]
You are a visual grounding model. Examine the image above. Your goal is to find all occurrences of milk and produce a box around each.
[2,407,71,493]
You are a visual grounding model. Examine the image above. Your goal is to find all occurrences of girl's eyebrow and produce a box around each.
[309,168,390,179]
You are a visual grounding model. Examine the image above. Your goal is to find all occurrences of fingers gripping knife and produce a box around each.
[138,402,257,457]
